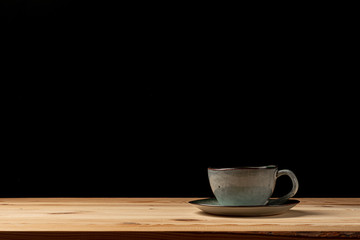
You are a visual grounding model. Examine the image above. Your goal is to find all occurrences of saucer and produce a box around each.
[189,198,300,216]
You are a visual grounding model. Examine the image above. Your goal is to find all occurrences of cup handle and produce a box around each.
[269,169,299,205]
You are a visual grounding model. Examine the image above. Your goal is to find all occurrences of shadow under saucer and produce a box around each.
[195,209,324,219]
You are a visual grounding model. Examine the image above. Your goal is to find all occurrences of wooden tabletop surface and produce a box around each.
[1,198,359,240]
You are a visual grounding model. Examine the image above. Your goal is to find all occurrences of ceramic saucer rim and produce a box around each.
[189,198,300,208]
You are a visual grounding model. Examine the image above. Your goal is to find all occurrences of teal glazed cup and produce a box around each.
[208,165,299,206]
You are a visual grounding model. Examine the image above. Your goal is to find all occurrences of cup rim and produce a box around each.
[208,165,278,171]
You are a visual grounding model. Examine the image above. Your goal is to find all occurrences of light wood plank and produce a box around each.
[0,198,359,239]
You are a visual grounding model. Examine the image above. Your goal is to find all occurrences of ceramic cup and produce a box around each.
[208,165,299,206]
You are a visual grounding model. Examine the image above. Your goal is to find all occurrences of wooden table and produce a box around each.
[1,198,359,239]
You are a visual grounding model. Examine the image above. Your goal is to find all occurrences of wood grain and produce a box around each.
[0,198,359,239]
[0,232,359,240]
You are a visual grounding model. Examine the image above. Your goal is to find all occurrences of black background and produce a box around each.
[1,1,359,197]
